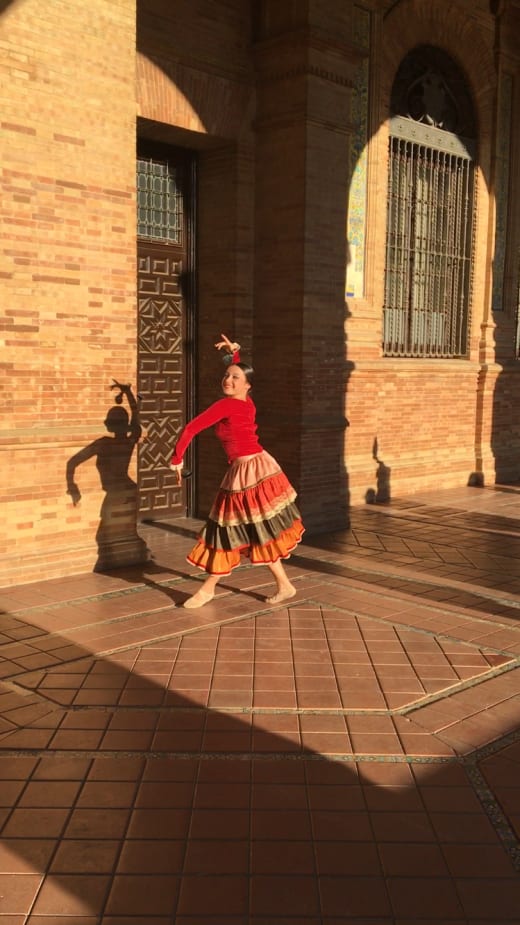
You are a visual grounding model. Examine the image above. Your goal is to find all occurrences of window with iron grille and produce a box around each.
[383,46,477,358]
[137,156,183,243]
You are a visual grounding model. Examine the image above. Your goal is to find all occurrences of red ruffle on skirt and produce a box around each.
[187,450,304,575]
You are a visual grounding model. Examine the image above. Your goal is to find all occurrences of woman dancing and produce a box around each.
[170,334,304,608]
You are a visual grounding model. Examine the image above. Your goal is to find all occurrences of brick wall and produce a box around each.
[0,0,139,584]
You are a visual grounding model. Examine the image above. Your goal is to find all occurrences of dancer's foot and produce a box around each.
[183,589,215,609]
[266,585,296,605]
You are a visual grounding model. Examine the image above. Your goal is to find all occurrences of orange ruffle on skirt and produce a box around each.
[187,450,304,576]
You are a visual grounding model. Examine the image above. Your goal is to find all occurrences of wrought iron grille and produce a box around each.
[137,157,183,243]
[383,123,475,358]
[383,45,477,359]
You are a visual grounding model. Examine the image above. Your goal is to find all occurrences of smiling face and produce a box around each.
[221,364,251,401]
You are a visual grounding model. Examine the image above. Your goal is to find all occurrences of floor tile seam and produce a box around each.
[462,762,520,873]
[400,658,520,719]
[2,690,516,725]
[0,745,458,764]
[4,558,520,628]
[347,530,520,568]
[0,578,185,614]
[300,596,520,653]
[351,507,520,544]
[318,561,520,613]
[320,543,519,578]
[3,622,518,723]
[0,597,316,673]
[0,568,277,618]
[460,723,520,765]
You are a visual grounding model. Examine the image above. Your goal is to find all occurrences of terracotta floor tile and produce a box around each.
[350,732,403,755]
[31,874,111,915]
[177,874,249,915]
[198,758,252,783]
[308,784,365,811]
[253,690,297,708]
[0,757,38,778]
[253,759,306,784]
[314,840,381,875]
[194,780,250,810]
[152,730,203,752]
[311,809,373,842]
[341,691,387,708]
[64,808,130,839]
[441,842,517,877]
[189,808,249,839]
[134,781,195,808]
[127,808,190,839]
[0,839,55,874]
[387,876,464,918]
[429,811,502,843]
[105,874,179,916]
[370,810,436,842]
[318,874,392,917]
[302,732,352,755]
[251,874,320,916]
[251,839,315,874]
[173,919,246,925]
[253,675,296,691]
[116,839,185,874]
[455,877,520,919]
[363,785,423,812]
[297,691,343,708]
[252,783,307,811]
[184,838,249,874]
[2,808,70,838]
[89,756,145,781]
[251,808,312,841]
[203,730,252,751]
[48,730,104,750]
[50,838,120,873]
[251,714,298,735]
[207,690,253,709]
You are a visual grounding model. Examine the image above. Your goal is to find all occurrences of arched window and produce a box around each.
[383,46,477,358]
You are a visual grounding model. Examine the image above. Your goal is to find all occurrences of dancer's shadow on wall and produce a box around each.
[66,380,149,572]
[365,437,391,505]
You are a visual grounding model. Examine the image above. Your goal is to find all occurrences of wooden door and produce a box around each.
[136,145,195,520]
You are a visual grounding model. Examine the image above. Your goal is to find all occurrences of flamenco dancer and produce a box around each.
[170,334,304,609]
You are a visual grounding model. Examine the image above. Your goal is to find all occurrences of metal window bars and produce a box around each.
[383,118,476,358]
[137,157,183,243]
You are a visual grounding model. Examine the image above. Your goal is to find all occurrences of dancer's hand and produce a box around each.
[215,334,240,354]
[170,462,183,486]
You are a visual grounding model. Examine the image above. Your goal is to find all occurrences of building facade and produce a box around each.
[1,0,519,586]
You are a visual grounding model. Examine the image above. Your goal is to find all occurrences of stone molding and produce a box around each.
[253,26,366,89]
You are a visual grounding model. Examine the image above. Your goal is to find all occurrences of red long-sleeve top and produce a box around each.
[170,396,263,466]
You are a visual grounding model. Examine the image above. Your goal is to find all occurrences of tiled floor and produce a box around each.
[1,483,520,922]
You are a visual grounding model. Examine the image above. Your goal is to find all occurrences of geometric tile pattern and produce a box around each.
[1,484,520,921]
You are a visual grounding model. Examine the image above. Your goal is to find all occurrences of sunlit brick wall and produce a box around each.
[0,0,138,584]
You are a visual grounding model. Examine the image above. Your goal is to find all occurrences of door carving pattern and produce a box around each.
[137,246,186,518]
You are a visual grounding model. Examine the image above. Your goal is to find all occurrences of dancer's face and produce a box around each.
[221,364,251,401]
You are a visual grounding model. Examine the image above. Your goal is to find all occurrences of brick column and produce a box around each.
[252,7,363,532]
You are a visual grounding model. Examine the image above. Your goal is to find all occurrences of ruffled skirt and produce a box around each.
[187,450,304,575]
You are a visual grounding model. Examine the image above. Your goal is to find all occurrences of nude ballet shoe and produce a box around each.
[183,589,215,609]
[266,586,297,605]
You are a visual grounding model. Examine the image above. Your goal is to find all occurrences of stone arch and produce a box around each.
[136,52,254,142]
[379,0,497,187]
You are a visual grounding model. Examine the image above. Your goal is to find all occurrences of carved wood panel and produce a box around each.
[137,245,187,519]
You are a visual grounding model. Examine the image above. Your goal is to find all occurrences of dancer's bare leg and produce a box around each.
[183,574,220,609]
[265,559,296,604]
